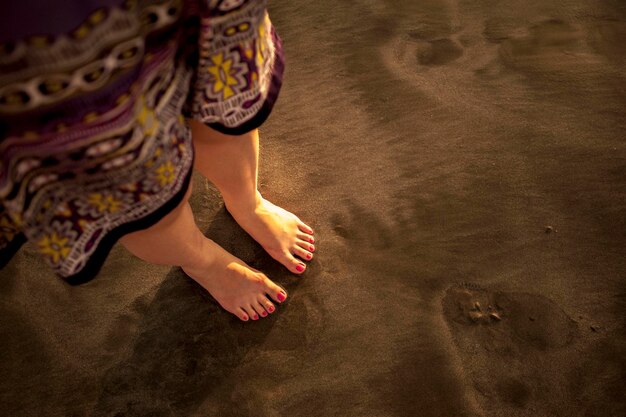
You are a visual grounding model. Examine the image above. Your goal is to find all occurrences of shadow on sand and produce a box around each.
[92,208,291,417]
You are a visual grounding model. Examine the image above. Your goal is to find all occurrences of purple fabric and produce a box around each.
[0,0,284,281]
[0,1,124,42]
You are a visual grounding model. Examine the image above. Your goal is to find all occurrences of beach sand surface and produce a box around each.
[1,1,625,416]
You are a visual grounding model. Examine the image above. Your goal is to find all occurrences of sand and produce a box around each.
[1,0,625,416]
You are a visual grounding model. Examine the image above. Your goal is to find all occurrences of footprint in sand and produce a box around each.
[442,284,578,412]
[497,18,585,72]
[408,31,464,67]
[381,30,465,83]
[443,283,576,350]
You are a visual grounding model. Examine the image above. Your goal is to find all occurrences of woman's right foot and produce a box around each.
[182,238,287,322]
[225,192,315,275]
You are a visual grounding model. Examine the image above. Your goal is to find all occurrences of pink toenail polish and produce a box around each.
[309,246,315,252]
[253,314,259,320]
[261,311,267,317]
[277,291,286,302]
[242,315,248,321]
[309,238,315,243]
[307,253,312,259]
[268,306,275,313]
[296,264,305,272]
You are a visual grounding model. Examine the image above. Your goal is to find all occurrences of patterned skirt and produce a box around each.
[0,0,284,283]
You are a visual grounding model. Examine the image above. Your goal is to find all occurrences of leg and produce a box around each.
[188,120,316,274]
[119,183,287,321]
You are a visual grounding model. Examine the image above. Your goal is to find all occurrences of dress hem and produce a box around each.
[64,161,194,285]
[202,27,285,136]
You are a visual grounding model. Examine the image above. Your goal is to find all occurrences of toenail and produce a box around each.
[242,315,248,321]
[261,311,267,317]
[277,291,286,302]
[306,253,312,259]
[296,264,305,272]
[309,237,315,243]
[309,246,315,252]
[268,306,275,313]
[253,314,259,320]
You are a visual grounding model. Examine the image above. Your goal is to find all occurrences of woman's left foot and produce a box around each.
[226,193,315,274]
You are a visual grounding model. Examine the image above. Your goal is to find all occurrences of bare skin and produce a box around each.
[119,184,286,321]
[182,236,287,321]
[227,193,316,272]
[120,123,314,321]
[188,121,316,273]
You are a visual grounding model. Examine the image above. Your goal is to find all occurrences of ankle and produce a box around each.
[180,236,217,275]
[223,190,262,214]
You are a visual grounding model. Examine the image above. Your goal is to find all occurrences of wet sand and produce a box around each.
[1,1,625,416]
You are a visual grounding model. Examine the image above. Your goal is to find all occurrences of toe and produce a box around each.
[297,231,315,244]
[294,261,307,273]
[287,252,307,274]
[297,222,314,235]
[273,248,307,274]
[248,306,260,321]
[296,239,315,253]
[265,280,289,303]
[243,305,257,321]
[236,308,249,322]
[293,245,313,261]
[251,301,266,319]
[258,295,275,314]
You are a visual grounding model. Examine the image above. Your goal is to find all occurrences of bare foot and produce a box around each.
[183,238,287,322]
[225,192,315,274]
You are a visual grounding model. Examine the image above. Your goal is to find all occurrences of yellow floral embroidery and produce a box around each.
[136,98,158,136]
[10,213,23,227]
[256,19,267,66]
[38,232,71,264]
[55,203,72,218]
[73,24,90,39]
[143,148,162,168]
[116,93,130,106]
[83,111,99,122]
[78,220,89,231]
[155,162,175,186]
[29,36,49,47]
[207,52,240,99]
[89,9,106,25]
[88,193,121,213]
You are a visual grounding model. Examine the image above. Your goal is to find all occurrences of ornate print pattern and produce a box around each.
[186,0,284,133]
[0,0,284,283]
